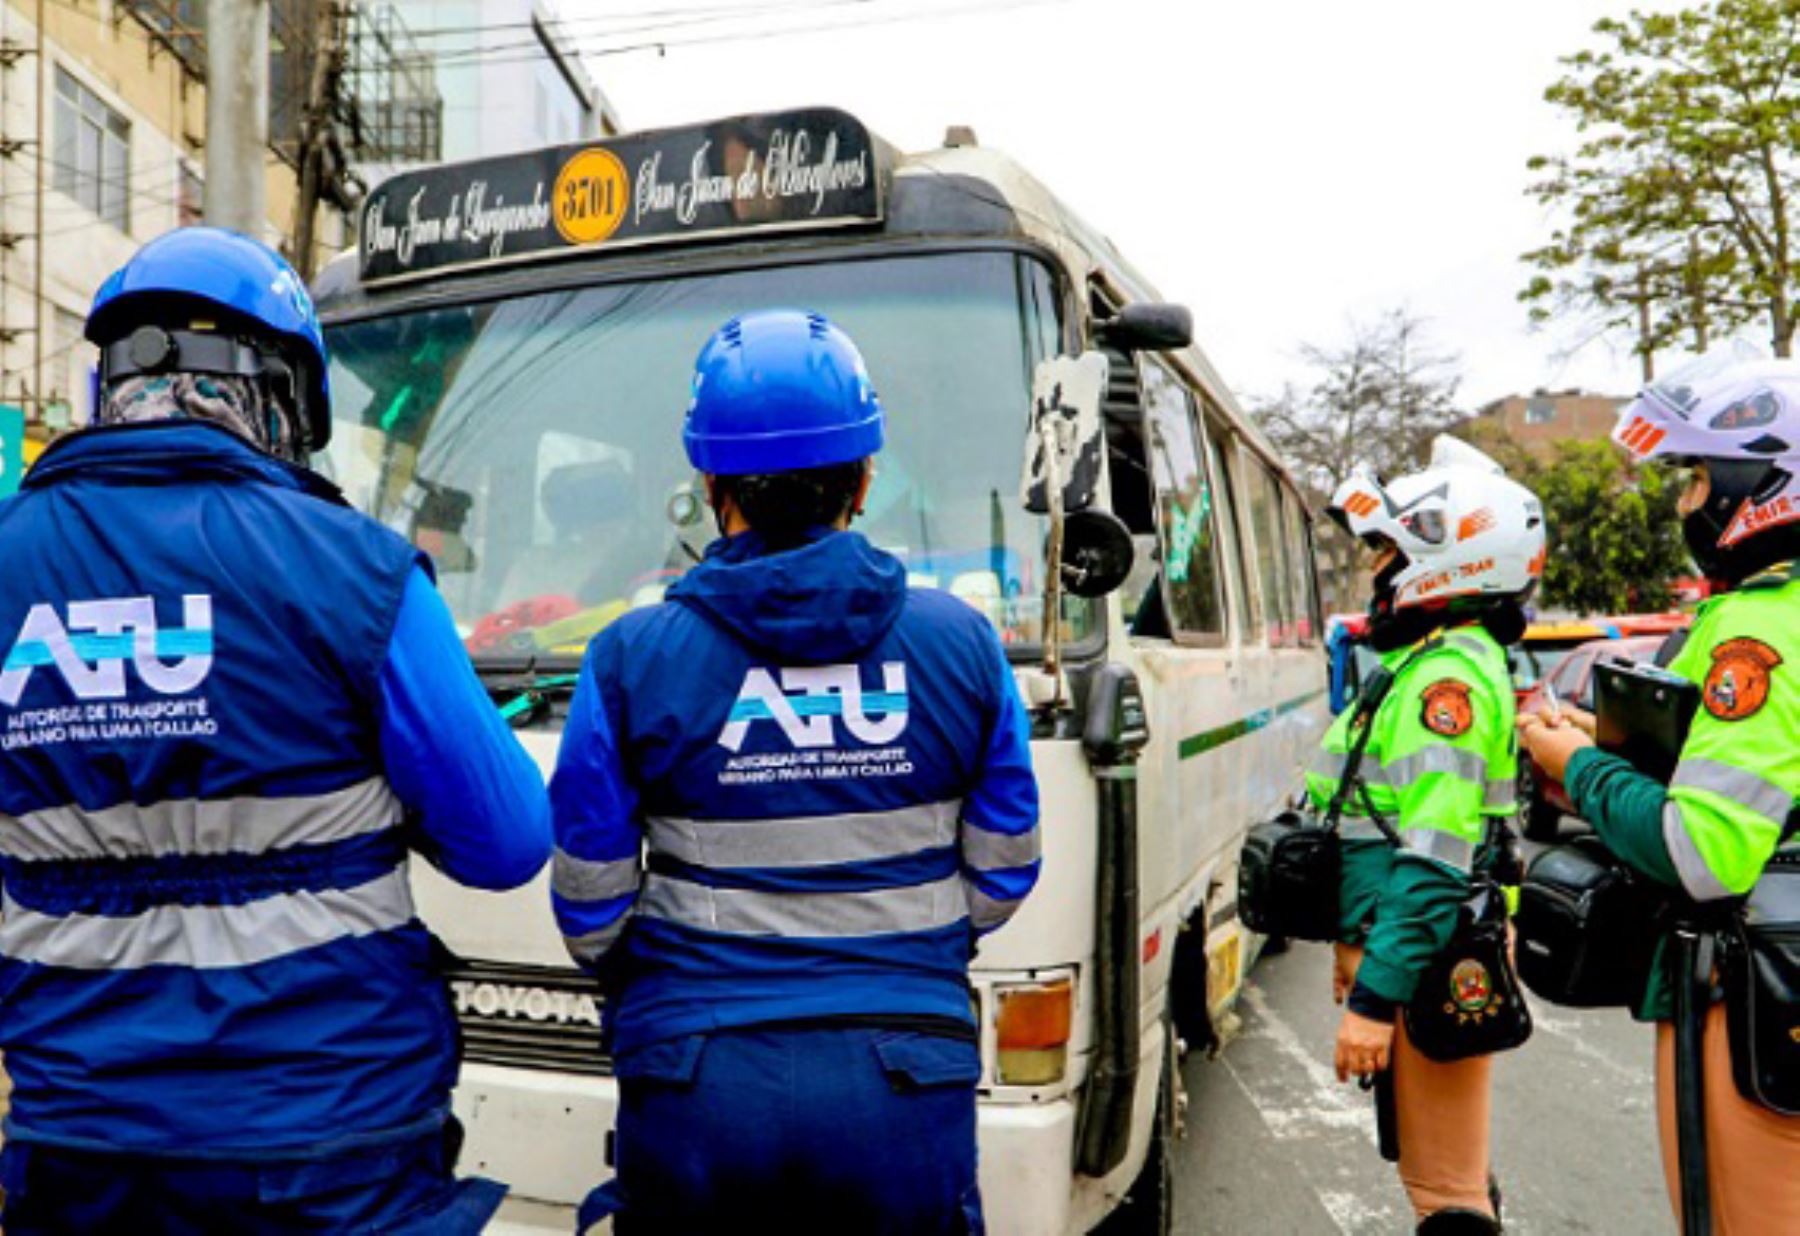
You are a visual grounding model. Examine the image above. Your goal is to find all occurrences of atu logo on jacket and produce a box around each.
[719,662,908,752]
[0,595,215,707]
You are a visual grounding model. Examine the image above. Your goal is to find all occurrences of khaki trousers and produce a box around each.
[1655,1004,1800,1235]
[1338,944,1497,1221]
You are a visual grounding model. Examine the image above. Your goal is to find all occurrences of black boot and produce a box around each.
[1416,1208,1503,1235]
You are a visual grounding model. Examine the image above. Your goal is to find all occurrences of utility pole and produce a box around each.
[204,0,269,235]
[31,0,43,416]
[292,1,347,279]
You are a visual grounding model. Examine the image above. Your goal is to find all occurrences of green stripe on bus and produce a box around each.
[1177,688,1327,762]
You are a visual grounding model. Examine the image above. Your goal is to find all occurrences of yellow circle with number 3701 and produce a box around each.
[553,148,629,246]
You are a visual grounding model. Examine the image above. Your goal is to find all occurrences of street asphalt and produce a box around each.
[1173,829,1676,1235]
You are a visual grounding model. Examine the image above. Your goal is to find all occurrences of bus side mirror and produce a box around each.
[1060,509,1135,598]
[1022,351,1109,515]
[1096,302,1192,352]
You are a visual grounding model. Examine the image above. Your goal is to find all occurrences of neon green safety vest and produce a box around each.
[1662,565,1800,900]
[1307,625,1518,954]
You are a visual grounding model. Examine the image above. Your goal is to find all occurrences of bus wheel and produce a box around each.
[1094,1015,1177,1236]
[1169,922,1216,1057]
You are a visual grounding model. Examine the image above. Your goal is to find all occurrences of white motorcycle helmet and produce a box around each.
[1328,437,1546,646]
[1613,350,1800,584]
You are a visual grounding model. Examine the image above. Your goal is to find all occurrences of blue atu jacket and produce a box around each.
[550,528,1041,1057]
[0,422,550,1158]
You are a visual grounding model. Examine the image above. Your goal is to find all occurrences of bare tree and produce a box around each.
[1253,308,1466,610]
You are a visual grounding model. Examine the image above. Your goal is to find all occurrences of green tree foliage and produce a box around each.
[1523,0,1800,365]
[1524,440,1691,614]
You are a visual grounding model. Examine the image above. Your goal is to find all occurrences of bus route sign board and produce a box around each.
[359,108,889,284]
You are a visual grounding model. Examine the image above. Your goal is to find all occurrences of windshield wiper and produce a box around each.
[482,660,583,726]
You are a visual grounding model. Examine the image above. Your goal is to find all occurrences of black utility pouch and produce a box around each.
[1404,878,1532,1062]
[1722,855,1800,1115]
[1239,663,1404,945]
[1515,836,1669,1009]
[1238,811,1342,943]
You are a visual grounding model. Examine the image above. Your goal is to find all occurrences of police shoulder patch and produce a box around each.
[1703,637,1784,722]
[1420,679,1475,737]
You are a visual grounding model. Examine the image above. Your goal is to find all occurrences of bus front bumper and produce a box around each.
[455,1063,1081,1236]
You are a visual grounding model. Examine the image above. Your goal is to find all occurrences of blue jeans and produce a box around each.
[0,1122,504,1234]
[585,1025,984,1235]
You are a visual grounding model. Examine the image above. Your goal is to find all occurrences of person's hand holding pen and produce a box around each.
[1518,680,1596,781]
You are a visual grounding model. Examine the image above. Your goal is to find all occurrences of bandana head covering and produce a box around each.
[99,373,303,461]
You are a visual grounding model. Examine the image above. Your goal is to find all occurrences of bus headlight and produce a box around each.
[994,977,1073,1085]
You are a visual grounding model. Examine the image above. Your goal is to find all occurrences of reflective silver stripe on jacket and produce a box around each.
[1363,746,1488,790]
[0,779,405,862]
[0,868,415,971]
[1661,800,1736,902]
[638,872,967,938]
[968,884,1018,931]
[1446,634,1492,660]
[552,849,641,903]
[564,918,630,967]
[1671,759,1796,829]
[961,820,1039,872]
[1399,828,1476,873]
[1483,778,1517,810]
[646,801,960,871]
[1309,749,1348,780]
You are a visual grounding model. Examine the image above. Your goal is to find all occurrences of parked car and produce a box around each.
[1508,621,1609,702]
[1515,631,1681,841]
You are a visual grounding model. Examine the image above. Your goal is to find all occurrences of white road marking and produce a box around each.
[1237,983,1379,1148]
[1218,981,1411,1234]
[1530,1008,1654,1095]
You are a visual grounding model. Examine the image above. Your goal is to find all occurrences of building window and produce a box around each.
[179,163,205,227]
[52,68,130,230]
[1525,396,1556,425]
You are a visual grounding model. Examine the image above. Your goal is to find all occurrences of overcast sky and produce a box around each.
[569,0,1696,411]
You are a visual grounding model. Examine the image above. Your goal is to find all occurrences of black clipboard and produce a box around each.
[1594,658,1700,784]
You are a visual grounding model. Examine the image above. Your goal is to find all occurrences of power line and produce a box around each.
[361,0,1069,74]
[2,150,197,202]
[349,0,883,71]
[398,0,861,40]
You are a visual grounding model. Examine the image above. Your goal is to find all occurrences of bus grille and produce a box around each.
[446,959,612,1077]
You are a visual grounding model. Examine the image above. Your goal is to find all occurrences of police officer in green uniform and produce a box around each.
[1520,354,1800,1233]
[1317,437,1546,1234]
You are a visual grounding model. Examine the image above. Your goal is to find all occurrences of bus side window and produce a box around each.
[1142,360,1227,644]
[1303,510,1326,644]
[1280,483,1322,645]
[1200,423,1249,642]
[1095,339,1169,635]
[1242,453,1296,646]
[1214,433,1263,641]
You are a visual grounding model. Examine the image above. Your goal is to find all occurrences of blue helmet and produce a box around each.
[683,309,884,476]
[86,226,332,450]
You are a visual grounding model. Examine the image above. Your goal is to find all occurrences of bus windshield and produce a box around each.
[319,250,1075,664]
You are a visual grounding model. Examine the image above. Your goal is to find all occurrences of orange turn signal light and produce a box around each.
[996,978,1073,1052]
